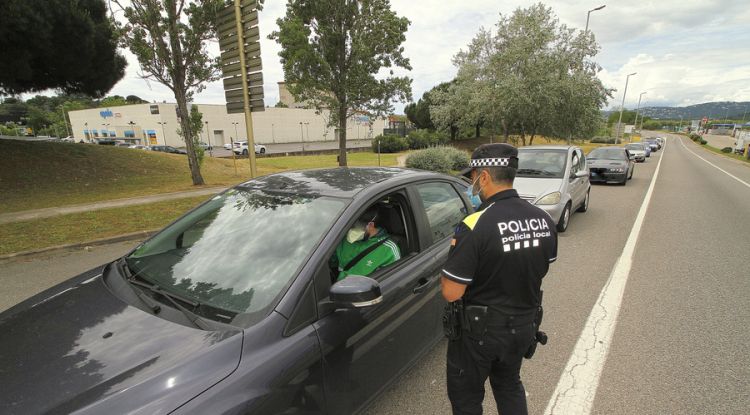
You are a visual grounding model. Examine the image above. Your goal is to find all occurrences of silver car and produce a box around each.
[514,145,590,232]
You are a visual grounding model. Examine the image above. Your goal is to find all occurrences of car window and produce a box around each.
[126,189,347,325]
[415,182,467,243]
[517,149,568,178]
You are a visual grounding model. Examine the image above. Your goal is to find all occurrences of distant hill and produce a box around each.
[604,101,750,120]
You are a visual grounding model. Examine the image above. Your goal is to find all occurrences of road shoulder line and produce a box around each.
[543,139,668,415]
[677,137,750,189]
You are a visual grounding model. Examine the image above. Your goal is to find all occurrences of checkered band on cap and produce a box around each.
[470,157,511,168]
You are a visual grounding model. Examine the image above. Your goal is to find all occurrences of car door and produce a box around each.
[567,149,584,207]
[313,188,448,414]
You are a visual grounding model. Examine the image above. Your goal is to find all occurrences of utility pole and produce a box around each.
[616,72,637,143]
[60,105,71,137]
[632,91,647,141]
[585,5,606,32]
[157,121,167,145]
[299,122,305,153]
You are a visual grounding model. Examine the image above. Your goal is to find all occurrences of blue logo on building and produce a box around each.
[100,109,114,119]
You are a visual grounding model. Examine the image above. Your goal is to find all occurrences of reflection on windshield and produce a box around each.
[588,148,627,160]
[517,150,567,178]
[126,189,346,321]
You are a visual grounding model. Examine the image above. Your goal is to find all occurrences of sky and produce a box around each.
[104,0,750,113]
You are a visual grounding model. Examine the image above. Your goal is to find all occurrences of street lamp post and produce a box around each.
[304,122,310,147]
[204,121,212,157]
[101,123,110,140]
[585,5,606,32]
[616,72,637,143]
[230,122,239,174]
[299,122,305,153]
[633,91,647,140]
[128,121,136,144]
[157,121,167,145]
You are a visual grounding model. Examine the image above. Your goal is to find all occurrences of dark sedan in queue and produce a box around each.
[587,147,635,185]
[0,168,472,415]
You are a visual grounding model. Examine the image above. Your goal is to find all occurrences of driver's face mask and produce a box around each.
[346,216,376,243]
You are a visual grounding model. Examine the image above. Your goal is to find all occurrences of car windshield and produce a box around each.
[588,148,627,160]
[125,188,346,323]
[516,149,568,178]
[626,144,644,151]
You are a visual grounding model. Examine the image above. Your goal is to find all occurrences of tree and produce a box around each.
[434,4,611,145]
[271,0,412,166]
[99,95,129,107]
[0,0,126,96]
[126,95,149,104]
[113,0,225,186]
[177,105,206,165]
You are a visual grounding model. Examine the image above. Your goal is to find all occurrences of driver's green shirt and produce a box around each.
[334,230,401,280]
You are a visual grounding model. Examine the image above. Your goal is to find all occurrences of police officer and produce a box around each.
[441,143,558,415]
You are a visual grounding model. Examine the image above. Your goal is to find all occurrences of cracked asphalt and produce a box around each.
[1,133,748,414]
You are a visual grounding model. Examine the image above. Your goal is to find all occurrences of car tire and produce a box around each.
[628,167,633,180]
[242,149,248,155]
[556,203,571,233]
[577,190,590,213]
[260,148,266,154]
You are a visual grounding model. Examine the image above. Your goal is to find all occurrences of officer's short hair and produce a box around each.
[479,166,516,185]
[471,144,518,186]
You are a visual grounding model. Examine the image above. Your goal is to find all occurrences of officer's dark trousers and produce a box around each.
[446,320,535,415]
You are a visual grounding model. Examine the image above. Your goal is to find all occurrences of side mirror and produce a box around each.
[575,170,589,178]
[330,276,383,308]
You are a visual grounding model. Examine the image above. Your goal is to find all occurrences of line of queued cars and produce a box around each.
[222,139,267,155]
[511,136,663,233]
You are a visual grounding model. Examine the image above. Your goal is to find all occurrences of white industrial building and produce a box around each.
[68,90,387,148]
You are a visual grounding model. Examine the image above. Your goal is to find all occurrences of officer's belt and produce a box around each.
[464,304,536,328]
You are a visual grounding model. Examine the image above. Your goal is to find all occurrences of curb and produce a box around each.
[0,230,158,262]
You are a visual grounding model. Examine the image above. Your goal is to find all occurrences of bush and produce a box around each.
[700,139,708,145]
[590,136,617,144]
[406,129,449,149]
[721,147,733,153]
[689,133,701,142]
[373,134,408,153]
[444,147,470,170]
[405,146,470,173]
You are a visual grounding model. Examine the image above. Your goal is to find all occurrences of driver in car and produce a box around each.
[331,207,401,281]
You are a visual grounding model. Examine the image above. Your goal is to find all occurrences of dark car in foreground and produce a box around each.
[0,168,472,415]
[587,147,634,185]
[151,145,187,154]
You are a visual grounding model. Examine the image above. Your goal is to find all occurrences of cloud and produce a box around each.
[63,1,750,115]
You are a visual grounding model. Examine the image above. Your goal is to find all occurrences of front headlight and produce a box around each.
[536,191,561,205]
[608,167,625,172]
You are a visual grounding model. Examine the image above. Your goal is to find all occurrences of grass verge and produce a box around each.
[0,196,207,256]
[0,139,404,213]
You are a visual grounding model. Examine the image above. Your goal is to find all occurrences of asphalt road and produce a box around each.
[1,134,748,414]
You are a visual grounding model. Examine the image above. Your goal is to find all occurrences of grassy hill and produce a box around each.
[0,140,402,213]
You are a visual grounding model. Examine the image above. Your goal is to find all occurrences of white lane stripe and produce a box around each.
[678,136,750,189]
[442,269,472,282]
[544,138,668,415]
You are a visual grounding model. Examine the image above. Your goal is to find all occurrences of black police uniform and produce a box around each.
[443,177,558,414]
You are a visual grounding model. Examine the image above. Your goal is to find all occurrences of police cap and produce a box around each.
[460,143,519,178]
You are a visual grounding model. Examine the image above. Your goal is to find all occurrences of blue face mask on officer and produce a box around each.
[465,186,481,210]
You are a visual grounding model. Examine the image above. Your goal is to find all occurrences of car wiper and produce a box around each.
[517,168,543,175]
[119,260,212,330]
[117,260,162,315]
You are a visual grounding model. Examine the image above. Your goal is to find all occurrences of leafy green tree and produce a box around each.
[607,110,637,126]
[99,96,129,107]
[0,0,126,96]
[126,95,149,104]
[177,105,206,165]
[113,0,225,186]
[270,0,413,166]
[434,4,611,145]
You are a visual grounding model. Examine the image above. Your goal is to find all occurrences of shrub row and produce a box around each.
[405,129,449,149]
[405,146,470,173]
[688,133,707,145]
[372,134,409,153]
[590,136,619,144]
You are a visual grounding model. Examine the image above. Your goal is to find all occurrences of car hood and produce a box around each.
[0,266,242,415]
[513,177,563,201]
[588,159,628,168]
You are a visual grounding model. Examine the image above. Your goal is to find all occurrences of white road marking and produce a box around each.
[544,139,668,415]
[677,136,750,189]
